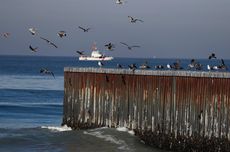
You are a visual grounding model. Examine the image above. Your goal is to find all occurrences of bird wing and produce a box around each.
[76,51,84,55]
[50,42,58,48]
[50,71,55,78]
[120,42,129,47]
[131,45,140,48]
[128,16,134,20]
[40,37,49,43]
[137,19,144,22]
[78,26,86,31]
[221,59,225,65]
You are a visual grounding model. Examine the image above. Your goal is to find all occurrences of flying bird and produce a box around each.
[128,16,144,23]
[116,0,125,4]
[120,42,140,50]
[78,26,91,32]
[57,31,67,38]
[40,37,58,48]
[29,28,37,35]
[76,50,84,56]
[29,45,38,52]
[40,68,55,78]
[105,43,115,51]
[208,53,217,59]
[1,32,10,38]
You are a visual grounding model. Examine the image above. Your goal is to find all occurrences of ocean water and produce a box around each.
[0,55,229,152]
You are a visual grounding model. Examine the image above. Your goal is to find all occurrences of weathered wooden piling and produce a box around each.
[63,67,230,151]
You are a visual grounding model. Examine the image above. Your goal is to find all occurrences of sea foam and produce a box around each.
[41,125,72,132]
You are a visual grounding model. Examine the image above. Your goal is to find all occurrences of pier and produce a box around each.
[63,67,230,151]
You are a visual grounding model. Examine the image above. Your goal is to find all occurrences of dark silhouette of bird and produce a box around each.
[1,32,10,38]
[167,60,183,70]
[155,65,164,69]
[76,50,84,56]
[105,43,115,51]
[218,59,228,70]
[128,63,137,71]
[116,63,123,69]
[128,16,144,23]
[120,42,140,50]
[208,53,217,59]
[57,31,67,38]
[40,68,55,78]
[40,37,58,48]
[78,26,91,32]
[29,45,38,52]
[188,59,202,70]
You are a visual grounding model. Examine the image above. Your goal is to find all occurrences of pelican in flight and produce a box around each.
[29,45,38,52]
[40,68,55,78]
[57,31,67,38]
[40,37,58,48]
[120,42,140,50]
[128,16,144,23]
[78,26,91,32]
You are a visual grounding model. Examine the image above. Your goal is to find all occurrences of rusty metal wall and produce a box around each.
[63,68,230,140]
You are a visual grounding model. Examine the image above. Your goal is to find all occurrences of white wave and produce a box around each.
[116,127,135,135]
[0,75,63,90]
[41,125,72,132]
[84,130,130,151]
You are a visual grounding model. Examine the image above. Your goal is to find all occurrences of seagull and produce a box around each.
[29,45,38,52]
[57,31,67,38]
[139,61,151,69]
[128,16,144,23]
[40,37,58,48]
[1,32,10,38]
[120,42,140,50]
[105,43,115,51]
[208,53,217,59]
[188,59,202,70]
[78,26,91,32]
[155,65,164,69]
[98,61,104,68]
[116,0,125,4]
[207,65,218,71]
[167,60,183,70]
[40,68,55,78]
[117,63,123,69]
[29,28,37,35]
[76,50,84,56]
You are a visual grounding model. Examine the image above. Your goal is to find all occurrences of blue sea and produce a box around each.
[0,55,229,152]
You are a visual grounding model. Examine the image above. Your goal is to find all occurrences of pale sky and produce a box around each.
[0,0,230,58]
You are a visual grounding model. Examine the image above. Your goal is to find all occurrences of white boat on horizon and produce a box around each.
[79,43,114,61]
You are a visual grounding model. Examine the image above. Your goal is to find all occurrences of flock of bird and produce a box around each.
[1,0,229,78]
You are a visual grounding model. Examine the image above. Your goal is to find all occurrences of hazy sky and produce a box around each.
[0,0,230,58]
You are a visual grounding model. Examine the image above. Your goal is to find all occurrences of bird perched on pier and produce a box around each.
[208,53,217,59]
[128,16,144,23]
[207,65,218,71]
[105,43,115,51]
[29,45,38,52]
[139,61,151,69]
[40,68,55,78]
[40,37,58,48]
[78,26,91,32]
[188,59,202,70]
[218,59,228,70]
[117,63,123,69]
[98,61,104,68]
[29,27,37,35]
[57,31,67,38]
[155,65,164,69]
[128,63,137,71]
[76,50,84,56]
[1,32,10,38]
[167,60,183,70]
[120,42,140,50]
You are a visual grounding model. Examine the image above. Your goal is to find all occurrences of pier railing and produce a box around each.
[63,67,230,151]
